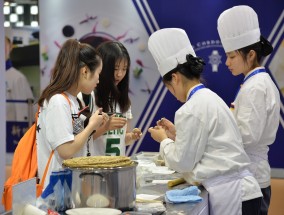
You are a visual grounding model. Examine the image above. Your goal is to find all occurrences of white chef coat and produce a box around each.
[5,67,34,121]
[232,67,280,188]
[37,92,95,189]
[160,85,262,202]
[77,92,133,156]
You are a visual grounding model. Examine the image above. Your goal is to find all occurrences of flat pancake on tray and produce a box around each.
[63,156,133,168]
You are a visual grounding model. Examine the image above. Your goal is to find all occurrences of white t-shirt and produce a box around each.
[160,86,262,201]
[5,67,34,121]
[77,92,132,156]
[94,105,132,156]
[36,92,95,189]
[232,67,280,188]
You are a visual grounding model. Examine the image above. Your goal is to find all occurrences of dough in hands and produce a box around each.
[132,128,142,135]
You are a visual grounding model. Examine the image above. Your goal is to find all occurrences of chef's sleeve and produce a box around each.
[160,113,207,173]
[235,87,266,148]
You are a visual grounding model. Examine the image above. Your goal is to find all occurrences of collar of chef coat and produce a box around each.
[186,83,204,100]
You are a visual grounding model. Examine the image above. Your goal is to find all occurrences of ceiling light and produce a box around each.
[3,6,10,15]
[30,5,38,15]
[16,21,24,27]
[16,5,24,15]
[31,21,38,27]
[4,21,10,27]
[9,14,18,23]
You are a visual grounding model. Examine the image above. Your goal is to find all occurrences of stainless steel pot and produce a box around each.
[64,161,137,211]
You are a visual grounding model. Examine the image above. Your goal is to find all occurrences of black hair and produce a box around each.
[163,54,205,83]
[238,35,273,64]
[95,41,131,113]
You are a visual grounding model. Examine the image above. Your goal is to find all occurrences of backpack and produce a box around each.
[2,93,71,211]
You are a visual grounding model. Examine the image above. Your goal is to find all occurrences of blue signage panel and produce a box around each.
[131,0,284,168]
[6,122,29,153]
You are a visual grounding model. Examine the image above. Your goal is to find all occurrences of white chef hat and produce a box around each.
[148,28,196,77]
[217,5,260,53]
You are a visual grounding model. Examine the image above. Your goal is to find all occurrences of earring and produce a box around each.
[84,67,88,78]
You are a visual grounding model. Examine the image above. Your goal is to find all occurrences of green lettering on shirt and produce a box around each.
[105,129,124,135]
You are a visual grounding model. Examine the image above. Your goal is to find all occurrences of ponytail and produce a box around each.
[184,54,205,76]
[260,35,273,57]
[238,35,273,65]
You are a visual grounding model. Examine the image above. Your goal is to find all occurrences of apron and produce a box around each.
[246,148,268,181]
[202,169,253,215]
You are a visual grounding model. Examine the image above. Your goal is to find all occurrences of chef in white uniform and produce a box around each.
[5,36,34,122]
[147,28,262,215]
[217,6,281,214]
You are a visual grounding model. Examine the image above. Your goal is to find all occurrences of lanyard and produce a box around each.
[230,68,266,109]
[243,68,266,85]
[187,84,205,101]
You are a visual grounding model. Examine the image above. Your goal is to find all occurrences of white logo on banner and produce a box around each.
[193,40,223,73]
[209,50,222,72]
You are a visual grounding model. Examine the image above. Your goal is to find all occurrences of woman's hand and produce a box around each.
[125,128,142,145]
[88,108,109,130]
[131,128,142,141]
[104,114,127,131]
[156,117,176,140]
[148,126,168,143]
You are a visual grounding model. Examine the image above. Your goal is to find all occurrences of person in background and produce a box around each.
[36,39,109,189]
[78,41,142,156]
[147,28,262,215]
[217,5,280,214]
[5,36,34,122]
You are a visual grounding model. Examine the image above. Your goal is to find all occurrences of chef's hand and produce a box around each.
[88,108,109,130]
[104,114,127,131]
[156,117,176,140]
[148,126,168,143]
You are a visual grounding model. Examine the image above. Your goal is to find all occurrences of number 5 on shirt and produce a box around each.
[106,138,120,156]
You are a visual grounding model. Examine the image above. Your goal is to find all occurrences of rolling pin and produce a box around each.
[167,178,186,187]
